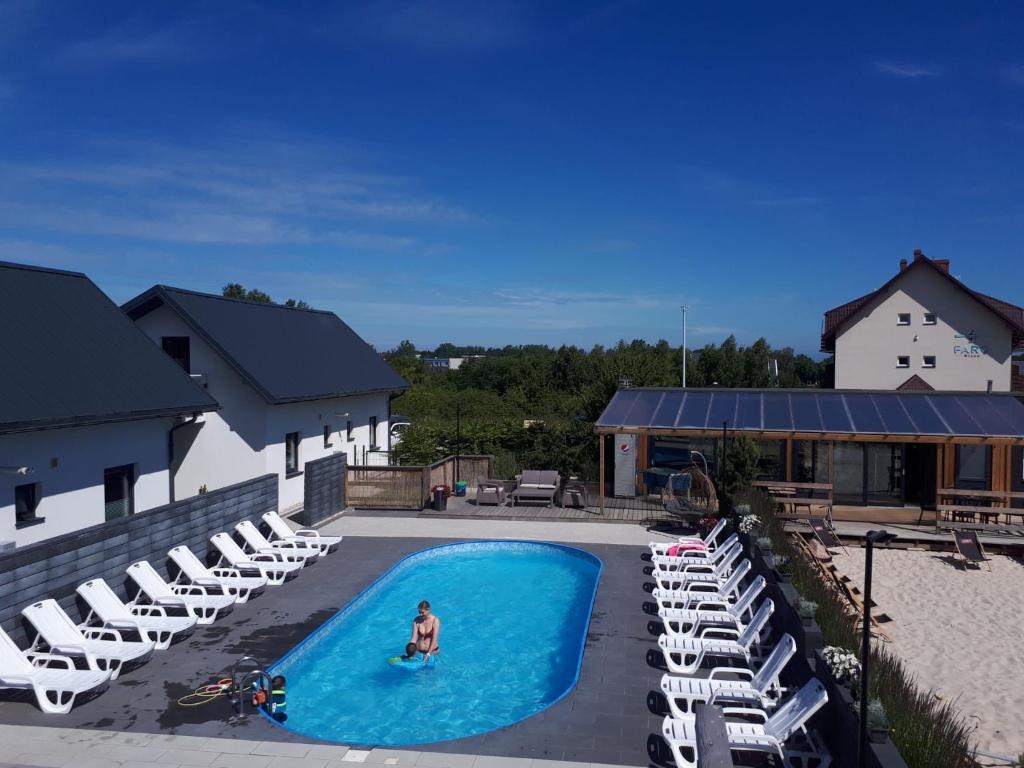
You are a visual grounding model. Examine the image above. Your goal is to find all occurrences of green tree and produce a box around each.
[284,298,311,309]
[221,284,273,304]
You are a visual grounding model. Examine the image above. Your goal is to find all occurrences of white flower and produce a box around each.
[822,646,861,684]
[738,514,761,533]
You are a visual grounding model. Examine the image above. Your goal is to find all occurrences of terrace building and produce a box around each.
[124,286,408,511]
[0,263,218,547]
[822,250,1024,392]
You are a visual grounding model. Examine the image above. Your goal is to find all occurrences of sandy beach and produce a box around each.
[828,546,1024,761]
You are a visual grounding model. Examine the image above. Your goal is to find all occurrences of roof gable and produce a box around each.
[124,286,409,404]
[0,262,218,434]
[821,253,1024,352]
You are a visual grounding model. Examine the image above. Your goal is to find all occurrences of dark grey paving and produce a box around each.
[0,537,663,766]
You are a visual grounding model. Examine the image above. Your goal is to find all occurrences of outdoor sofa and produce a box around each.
[511,470,561,507]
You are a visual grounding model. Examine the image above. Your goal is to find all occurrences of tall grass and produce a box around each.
[749,492,979,768]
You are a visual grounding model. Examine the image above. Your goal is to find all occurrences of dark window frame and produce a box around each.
[285,431,301,476]
[897,313,911,326]
[14,482,44,529]
[346,420,354,442]
[922,355,936,368]
[922,313,937,325]
[954,444,991,491]
[369,416,378,449]
[896,356,910,368]
[161,336,191,374]
[103,464,136,521]
[323,424,333,449]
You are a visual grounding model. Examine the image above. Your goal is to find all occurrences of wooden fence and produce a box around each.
[346,455,493,509]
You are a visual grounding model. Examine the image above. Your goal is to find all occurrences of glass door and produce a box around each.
[833,443,864,505]
[104,464,135,521]
[866,444,903,506]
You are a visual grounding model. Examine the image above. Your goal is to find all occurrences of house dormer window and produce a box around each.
[897,313,911,326]
[897,356,910,368]
[923,313,937,325]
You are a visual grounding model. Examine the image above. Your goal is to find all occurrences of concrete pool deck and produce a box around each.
[0,517,687,768]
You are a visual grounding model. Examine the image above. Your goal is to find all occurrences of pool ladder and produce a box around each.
[231,655,271,720]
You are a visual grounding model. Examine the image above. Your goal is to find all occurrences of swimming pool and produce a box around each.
[268,541,602,746]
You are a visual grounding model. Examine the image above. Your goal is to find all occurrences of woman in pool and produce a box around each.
[410,600,441,662]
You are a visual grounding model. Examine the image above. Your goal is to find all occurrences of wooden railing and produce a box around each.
[346,455,493,509]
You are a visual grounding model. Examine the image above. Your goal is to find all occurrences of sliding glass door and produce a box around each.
[833,443,905,507]
[833,443,864,505]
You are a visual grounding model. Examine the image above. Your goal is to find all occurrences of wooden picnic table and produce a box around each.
[937,489,1024,526]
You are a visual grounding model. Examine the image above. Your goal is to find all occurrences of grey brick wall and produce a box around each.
[300,453,346,527]
[0,474,278,647]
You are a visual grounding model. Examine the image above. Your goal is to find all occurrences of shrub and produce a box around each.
[867,698,889,730]
[755,535,773,550]
[738,514,760,533]
[794,597,818,619]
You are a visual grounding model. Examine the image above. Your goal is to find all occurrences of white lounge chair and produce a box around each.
[659,576,766,638]
[168,545,267,604]
[127,560,235,625]
[262,511,341,555]
[661,679,830,768]
[658,599,774,675]
[651,545,743,591]
[652,561,753,611]
[77,578,197,651]
[651,535,739,569]
[660,634,797,718]
[211,532,302,585]
[649,518,729,557]
[235,521,317,565]
[0,627,111,714]
[22,600,155,680]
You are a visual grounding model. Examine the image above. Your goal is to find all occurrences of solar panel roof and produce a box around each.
[596,388,1024,438]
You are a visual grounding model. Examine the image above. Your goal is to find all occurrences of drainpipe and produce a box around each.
[168,414,200,502]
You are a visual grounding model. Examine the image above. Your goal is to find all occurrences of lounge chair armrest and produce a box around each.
[51,643,90,658]
[82,626,123,642]
[708,690,761,706]
[270,540,303,551]
[27,652,76,670]
[695,626,740,640]
[720,706,769,723]
[99,618,142,633]
[680,564,715,574]
[171,584,212,597]
[191,577,224,588]
[707,666,754,681]
[249,552,284,563]
[692,599,730,612]
[130,604,168,618]
[208,567,243,579]
[291,528,321,539]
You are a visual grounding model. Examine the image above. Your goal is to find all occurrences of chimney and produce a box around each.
[913,248,925,261]
[899,258,908,271]
[932,259,950,274]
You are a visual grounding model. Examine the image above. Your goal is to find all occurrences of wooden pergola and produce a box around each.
[595,388,1024,514]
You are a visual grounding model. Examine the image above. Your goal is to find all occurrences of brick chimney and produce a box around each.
[913,248,926,261]
[899,258,908,271]
[932,259,950,273]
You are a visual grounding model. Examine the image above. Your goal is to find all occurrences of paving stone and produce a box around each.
[266,756,328,768]
[252,741,311,758]
[208,754,273,768]
[156,747,219,765]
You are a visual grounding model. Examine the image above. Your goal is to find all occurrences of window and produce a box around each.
[955,445,991,491]
[922,356,936,368]
[14,483,43,528]
[897,313,911,326]
[323,424,332,449]
[896,356,910,368]
[346,420,353,441]
[369,417,378,448]
[161,337,191,373]
[103,465,135,521]
[923,313,937,325]
[285,432,300,475]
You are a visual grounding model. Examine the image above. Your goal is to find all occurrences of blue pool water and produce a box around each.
[268,541,602,746]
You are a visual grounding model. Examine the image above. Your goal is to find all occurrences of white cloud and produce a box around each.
[874,61,939,79]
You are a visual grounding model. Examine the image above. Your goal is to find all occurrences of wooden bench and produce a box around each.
[936,488,1024,528]
[756,481,833,520]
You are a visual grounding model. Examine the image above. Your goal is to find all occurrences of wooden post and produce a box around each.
[935,444,944,507]
[785,438,794,482]
[599,434,606,516]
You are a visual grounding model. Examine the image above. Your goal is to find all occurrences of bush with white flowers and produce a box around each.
[822,646,860,685]
[738,514,761,534]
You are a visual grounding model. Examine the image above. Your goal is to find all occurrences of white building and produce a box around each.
[822,251,1024,391]
[0,263,218,547]
[125,286,409,511]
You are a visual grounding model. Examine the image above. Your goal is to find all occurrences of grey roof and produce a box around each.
[123,286,409,404]
[597,387,1024,439]
[0,262,218,435]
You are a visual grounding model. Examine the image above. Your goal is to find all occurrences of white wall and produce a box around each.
[133,305,267,500]
[264,393,390,510]
[835,266,1014,391]
[0,418,173,547]
[132,304,392,511]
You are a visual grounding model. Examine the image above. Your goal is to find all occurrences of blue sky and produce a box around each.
[1,1,1022,354]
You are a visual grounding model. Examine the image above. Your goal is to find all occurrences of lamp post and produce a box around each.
[681,304,688,388]
[858,529,897,768]
[455,402,461,486]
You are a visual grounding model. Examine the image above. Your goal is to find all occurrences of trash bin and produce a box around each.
[454,481,468,497]
[431,484,450,511]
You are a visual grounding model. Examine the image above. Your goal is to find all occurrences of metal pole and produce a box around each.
[681,304,688,388]
[455,402,461,485]
[857,539,874,768]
